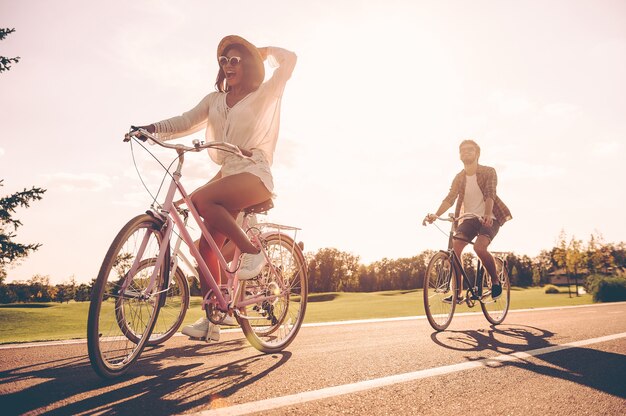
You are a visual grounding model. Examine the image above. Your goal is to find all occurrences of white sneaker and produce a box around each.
[238,251,267,280]
[181,317,220,341]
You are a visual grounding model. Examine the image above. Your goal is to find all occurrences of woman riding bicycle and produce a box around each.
[137,35,296,340]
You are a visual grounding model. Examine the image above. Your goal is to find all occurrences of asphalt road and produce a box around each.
[1,303,625,415]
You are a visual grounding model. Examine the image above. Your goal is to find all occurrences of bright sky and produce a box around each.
[1,0,625,284]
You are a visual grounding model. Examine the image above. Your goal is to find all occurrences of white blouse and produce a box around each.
[153,47,296,166]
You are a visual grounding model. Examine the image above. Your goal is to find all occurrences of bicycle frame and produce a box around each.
[168,210,198,281]
[124,133,287,316]
[441,214,487,302]
[447,248,485,301]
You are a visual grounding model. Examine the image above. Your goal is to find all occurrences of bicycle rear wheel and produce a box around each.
[239,233,308,353]
[423,251,456,331]
[87,214,169,379]
[480,257,510,325]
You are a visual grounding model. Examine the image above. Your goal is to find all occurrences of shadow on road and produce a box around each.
[430,324,626,399]
[0,337,292,415]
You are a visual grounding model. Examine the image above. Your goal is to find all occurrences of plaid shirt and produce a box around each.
[443,164,512,226]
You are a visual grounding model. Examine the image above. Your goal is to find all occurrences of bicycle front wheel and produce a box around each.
[146,261,190,346]
[87,214,169,379]
[480,257,510,325]
[423,251,456,331]
[239,233,308,353]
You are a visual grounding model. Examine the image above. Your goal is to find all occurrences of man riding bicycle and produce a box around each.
[424,139,512,302]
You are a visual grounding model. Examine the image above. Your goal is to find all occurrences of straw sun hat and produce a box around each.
[217,35,265,87]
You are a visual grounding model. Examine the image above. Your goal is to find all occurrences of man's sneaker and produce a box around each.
[181,317,219,341]
[238,251,267,280]
[491,284,502,299]
[442,294,464,304]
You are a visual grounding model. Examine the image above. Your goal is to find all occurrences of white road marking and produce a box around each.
[191,331,626,416]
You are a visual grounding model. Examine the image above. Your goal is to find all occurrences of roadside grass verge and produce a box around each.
[0,286,594,344]
[0,302,90,344]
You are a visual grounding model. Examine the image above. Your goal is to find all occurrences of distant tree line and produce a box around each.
[1,231,625,303]
[305,231,626,293]
[0,275,92,304]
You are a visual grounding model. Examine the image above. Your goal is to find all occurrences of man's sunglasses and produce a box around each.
[218,56,242,67]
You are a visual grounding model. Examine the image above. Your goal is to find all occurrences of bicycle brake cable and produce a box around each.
[432,221,451,239]
[130,138,160,207]
[129,137,194,211]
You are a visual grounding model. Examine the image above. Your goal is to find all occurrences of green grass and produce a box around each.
[0,286,595,344]
[0,302,91,344]
[304,286,593,323]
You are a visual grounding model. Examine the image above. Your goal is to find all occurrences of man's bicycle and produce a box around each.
[422,213,510,331]
[87,128,308,379]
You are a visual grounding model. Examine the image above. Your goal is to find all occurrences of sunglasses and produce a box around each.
[218,56,242,67]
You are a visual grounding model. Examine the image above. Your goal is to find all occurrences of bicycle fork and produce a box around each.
[119,214,172,301]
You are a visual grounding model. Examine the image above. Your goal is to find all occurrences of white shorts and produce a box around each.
[220,149,274,194]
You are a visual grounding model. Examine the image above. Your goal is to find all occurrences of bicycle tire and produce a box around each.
[480,257,510,325]
[87,213,169,379]
[239,233,308,353]
[423,251,457,331]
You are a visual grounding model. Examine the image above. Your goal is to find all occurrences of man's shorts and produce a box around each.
[454,217,500,243]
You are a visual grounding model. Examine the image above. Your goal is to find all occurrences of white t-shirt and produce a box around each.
[153,47,296,166]
[461,174,495,219]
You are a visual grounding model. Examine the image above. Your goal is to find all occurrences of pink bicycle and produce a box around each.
[87,127,308,379]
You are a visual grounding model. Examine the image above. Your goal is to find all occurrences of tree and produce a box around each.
[55,284,75,303]
[611,242,626,270]
[553,229,568,274]
[566,237,586,278]
[0,180,47,282]
[506,253,533,287]
[0,284,18,303]
[0,28,20,73]
[55,276,77,303]
[74,282,92,302]
[27,275,55,302]
[533,250,553,285]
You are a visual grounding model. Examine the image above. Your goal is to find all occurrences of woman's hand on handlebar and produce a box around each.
[125,125,156,142]
[134,125,155,141]
[137,124,155,134]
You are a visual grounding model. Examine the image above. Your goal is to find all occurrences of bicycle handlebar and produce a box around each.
[124,126,253,159]
[422,212,482,226]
